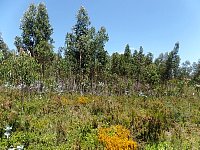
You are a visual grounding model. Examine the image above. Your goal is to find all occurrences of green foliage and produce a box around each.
[0,33,11,62]
[144,64,160,87]
[192,60,200,84]
[2,4,200,149]
[178,60,192,79]
[15,2,53,79]
[0,90,200,149]
[2,3,196,96]
[0,52,39,86]
[164,42,180,80]
[65,6,108,93]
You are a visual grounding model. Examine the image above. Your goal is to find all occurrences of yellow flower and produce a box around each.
[98,125,137,150]
[61,96,69,105]
[77,96,89,104]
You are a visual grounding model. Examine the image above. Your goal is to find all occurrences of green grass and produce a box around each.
[0,88,200,149]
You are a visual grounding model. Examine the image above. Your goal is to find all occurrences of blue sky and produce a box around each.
[0,0,200,63]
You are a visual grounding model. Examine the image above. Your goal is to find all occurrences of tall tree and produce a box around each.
[192,60,200,83]
[65,6,108,93]
[95,27,109,81]
[164,42,180,80]
[17,4,37,56]
[178,60,192,79]
[65,6,91,86]
[131,46,146,89]
[0,33,10,61]
[35,2,54,72]
[155,52,168,82]
[0,33,11,84]
[123,44,132,77]
[15,3,54,77]
[111,52,121,75]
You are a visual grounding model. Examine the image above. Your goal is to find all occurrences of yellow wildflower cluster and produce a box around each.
[98,125,137,150]
[61,96,69,105]
[77,96,89,104]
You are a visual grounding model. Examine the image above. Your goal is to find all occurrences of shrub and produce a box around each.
[98,125,137,150]
[77,96,89,105]
[133,115,163,143]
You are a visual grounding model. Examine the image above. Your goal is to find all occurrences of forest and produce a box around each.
[0,3,200,150]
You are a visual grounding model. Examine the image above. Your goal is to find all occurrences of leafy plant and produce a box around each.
[98,125,137,149]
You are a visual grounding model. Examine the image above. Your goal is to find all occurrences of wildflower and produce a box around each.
[4,131,11,139]
[98,125,137,150]
[77,96,89,104]
[5,125,12,131]
[16,145,24,150]
[4,125,12,139]
[139,92,147,98]
[61,96,69,105]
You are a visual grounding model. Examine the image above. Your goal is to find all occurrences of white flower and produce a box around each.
[139,92,147,98]
[16,145,24,150]
[4,125,12,139]
[4,131,11,139]
[5,125,12,131]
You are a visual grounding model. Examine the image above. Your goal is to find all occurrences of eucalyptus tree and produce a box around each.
[94,27,109,82]
[15,3,54,79]
[0,33,12,85]
[144,63,160,89]
[123,44,132,78]
[0,50,39,89]
[15,4,36,56]
[131,46,146,90]
[0,33,10,61]
[65,6,108,93]
[35,3,54,77]
[155,42,180,84]
[65,6,91,92]
[164,42,180,80]
[192,60,200,84]
[110,52,121,75]
[155,52,168,83]
[178,60,192,79]
[145,52,153,65]
[12,52,39,110]
[55,47,65,81]
[14,52,40,96]
[76,26,109,92]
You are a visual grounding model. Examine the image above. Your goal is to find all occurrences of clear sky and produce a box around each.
[0,0,200,63]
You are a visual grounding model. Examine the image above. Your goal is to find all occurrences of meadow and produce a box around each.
[0,87,200,149]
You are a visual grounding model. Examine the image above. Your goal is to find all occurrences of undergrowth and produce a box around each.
[0,89,200,149]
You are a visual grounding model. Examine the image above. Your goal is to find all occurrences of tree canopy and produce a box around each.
[0,3,199,95]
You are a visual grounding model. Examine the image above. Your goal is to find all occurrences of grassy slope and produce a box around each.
[0,89,200,149]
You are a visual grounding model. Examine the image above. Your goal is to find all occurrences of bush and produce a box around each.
[98,125,137,149]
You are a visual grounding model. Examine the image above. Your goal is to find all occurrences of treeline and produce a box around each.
[0,3,200,96]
